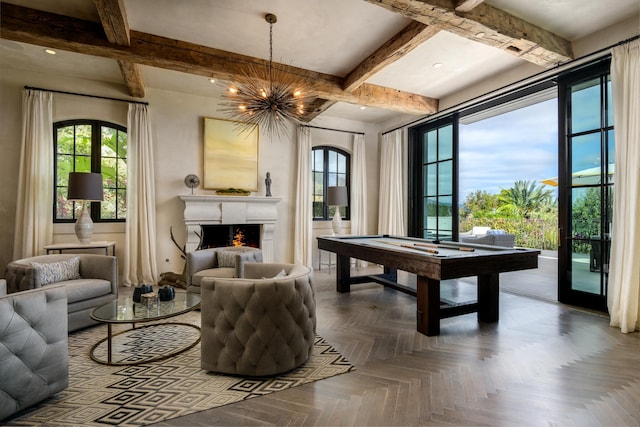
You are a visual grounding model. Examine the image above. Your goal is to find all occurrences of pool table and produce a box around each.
[317,235,540,336]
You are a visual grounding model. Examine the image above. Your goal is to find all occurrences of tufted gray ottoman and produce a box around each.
[200,263,316,377]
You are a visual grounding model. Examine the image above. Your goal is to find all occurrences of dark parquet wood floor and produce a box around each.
[154,264,640,427]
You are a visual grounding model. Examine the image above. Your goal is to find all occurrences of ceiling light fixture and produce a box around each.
[44,48,56,55]
[432,62,443,68]
[220,13,313,137]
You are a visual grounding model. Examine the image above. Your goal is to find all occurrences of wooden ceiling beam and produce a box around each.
[93,0,145,97]
[300,99,337,122]
[344,20,439,92]
[0,3,436,117]
[364,0,573,67]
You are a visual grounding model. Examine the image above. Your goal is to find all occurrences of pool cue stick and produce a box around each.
[375,240,439,254]
[414,242,475,252]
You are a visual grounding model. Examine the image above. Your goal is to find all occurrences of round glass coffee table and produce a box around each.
[90,292,201,366]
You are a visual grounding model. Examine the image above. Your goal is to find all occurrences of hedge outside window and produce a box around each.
[312,146,350,220]
[54,120,127,222]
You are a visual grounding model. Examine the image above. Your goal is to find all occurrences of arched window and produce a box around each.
[54,120,127,222]
[312,146,350,220]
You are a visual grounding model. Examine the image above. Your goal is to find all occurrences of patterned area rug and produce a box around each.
[6,311,354,426]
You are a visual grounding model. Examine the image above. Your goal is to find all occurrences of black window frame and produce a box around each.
[54,119,127,223]
[408,116,459,241]
[312,146,351,221]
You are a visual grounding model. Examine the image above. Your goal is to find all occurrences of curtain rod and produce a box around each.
[24,86,149,105]
[380,34,639,136]
[301,124,364,136]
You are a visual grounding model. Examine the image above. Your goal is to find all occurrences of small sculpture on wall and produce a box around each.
[265,172,272,197]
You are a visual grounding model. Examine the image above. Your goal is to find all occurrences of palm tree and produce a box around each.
[498,180,555,219]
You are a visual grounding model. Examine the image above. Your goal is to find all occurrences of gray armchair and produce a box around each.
[200,263,316,376]
[0,281,69,420]
[5,254,118,332]
[186,246,263,294]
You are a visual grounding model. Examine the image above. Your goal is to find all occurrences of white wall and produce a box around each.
[0,68,382,278]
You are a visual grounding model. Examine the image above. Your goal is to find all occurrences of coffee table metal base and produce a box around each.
[90,322,201,366]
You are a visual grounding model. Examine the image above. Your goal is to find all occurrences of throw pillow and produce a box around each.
[487,229,506,235]
[217,251,238,268]
[273,269,287,278]
[262,269,288,280]
[31,256,81,285]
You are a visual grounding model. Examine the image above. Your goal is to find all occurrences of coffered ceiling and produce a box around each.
[1,0,638,124]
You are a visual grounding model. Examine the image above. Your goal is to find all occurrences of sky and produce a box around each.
[458,98,558,204]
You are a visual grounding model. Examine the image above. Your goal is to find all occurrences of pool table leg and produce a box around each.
[336,254,351,293]
[477,273,499,323]
[416,276,440,336]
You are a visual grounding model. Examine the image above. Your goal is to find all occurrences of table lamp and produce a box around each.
[327,186,348,235]
[68,172,103,243]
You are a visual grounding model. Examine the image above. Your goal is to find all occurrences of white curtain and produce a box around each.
[13,89,54,259]
[123,103,158,286]
[294,126,313,267]
[351,133,368,267]
[378,129,405,235]
[607,39,640,333]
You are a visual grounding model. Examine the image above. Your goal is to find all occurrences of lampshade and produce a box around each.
[68,172,103,201]
[327,186,348,207]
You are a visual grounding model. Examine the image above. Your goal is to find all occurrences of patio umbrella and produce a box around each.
[541,164,615,187]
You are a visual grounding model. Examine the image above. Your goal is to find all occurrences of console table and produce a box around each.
[44,241,116,256]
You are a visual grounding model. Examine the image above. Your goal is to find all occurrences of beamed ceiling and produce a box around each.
[1,0,638,123]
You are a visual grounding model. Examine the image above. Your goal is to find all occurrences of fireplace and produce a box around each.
[179,195,280,262]
[200,224,261,249]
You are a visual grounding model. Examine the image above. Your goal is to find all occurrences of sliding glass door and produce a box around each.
[558,60,613,311]
[408,117,458,241]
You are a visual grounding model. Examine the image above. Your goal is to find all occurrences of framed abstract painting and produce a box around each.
[203,117,259,191]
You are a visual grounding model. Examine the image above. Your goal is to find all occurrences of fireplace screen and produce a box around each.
[200,225,260,249]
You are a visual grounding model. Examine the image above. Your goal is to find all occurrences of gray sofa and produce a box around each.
[0,280,69,420]
[186,246,263,294]
[4,254,118,332]
[200,262,316,376]
[459,233,516,247]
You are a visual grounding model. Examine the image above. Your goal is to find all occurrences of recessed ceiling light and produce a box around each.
[44,48,56,55]
[432,62,443,68]
[360,106,366,110]
[476,31,486,38]
[209,78,215,83]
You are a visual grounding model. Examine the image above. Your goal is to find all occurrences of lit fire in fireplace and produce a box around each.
[232,228,246,246]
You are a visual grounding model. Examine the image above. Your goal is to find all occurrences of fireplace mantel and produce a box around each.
[179,195,281,262]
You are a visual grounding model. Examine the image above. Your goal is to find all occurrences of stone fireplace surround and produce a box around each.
[179,195,280,262]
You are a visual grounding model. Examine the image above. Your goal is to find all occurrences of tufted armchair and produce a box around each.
[186,246,263,294]
[200,263,316,376]
[0,281,69,420]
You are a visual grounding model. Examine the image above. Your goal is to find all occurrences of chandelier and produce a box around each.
[220,13,313,137]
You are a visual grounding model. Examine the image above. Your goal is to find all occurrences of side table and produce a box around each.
[44,241,116,256]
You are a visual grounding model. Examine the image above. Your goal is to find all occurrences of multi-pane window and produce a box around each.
[558,60,613,310]
[408,118,457,241]
[54,120,127,222]
[312,146,350,220]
